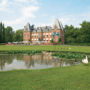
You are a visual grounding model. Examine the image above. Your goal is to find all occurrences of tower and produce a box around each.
[54,19,63,30]
[52,19,64,44]
[23,23,32,43]
[24,23,31,31]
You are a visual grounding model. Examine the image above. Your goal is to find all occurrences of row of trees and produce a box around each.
[0,21,90,44]
[0,22,23,43]
[64,21,90,44]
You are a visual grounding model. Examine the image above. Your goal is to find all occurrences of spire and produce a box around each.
[26,23,31,30]
[24,23,31,31]
[54,19,63,30]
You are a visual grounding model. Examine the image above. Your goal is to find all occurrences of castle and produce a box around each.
[23,19,64,44]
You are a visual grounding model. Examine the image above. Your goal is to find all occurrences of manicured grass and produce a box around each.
[0,45,90,53]
[0,45,90,90]
[0,64,90,90]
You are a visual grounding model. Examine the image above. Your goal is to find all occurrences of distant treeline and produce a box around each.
[0,21,90,45]
[64,21,90,45]
[0,22,23,43]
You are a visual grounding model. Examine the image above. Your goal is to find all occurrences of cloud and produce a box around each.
[1,0,39,29]
[17,0,38,4]
[59,12,90,27]
[0,0,7,6]
[35,11,90,28]
[4,6,39,25]
[1,0,90,30]
[42,14,48,17]
[22,6,39,18]
[0,0,9,12]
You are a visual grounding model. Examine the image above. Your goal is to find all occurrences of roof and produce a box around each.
[24,19,63,32]
[31,26,52,32]
[54,19,63,30]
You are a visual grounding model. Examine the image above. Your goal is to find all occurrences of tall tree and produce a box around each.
[2,24,5,43]
[5,26,14,43]
[64,21,90,44]
[15,29,23,42]
[0,22,5,43]
[0,22,3,43]
[80,21,90,43]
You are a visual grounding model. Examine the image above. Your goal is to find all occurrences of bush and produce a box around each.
[66,43,90,46]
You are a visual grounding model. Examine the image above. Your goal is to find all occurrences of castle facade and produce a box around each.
[23,19,64,44]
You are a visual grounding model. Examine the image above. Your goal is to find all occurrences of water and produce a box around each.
[0,53,81,71]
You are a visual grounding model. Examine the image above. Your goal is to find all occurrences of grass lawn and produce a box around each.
[0,45,90,90]
[0,64,90,90]
[0,45,90,53]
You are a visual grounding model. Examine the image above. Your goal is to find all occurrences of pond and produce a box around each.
[0,53,85,71]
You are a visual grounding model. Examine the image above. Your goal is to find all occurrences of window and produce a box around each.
[56,32,60,37]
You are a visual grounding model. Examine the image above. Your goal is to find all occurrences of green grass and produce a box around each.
[0,45,90,53]
[0,64,90,90]
[0,45,90,90]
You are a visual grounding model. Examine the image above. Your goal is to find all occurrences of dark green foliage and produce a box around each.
[0,22,24,43]
[64,21,90,45]
[52,52,86,59]
[15,29,23,42]
[0,22,15,43]
[58,38,62,44]
[0,22,5,43]
[67,43,90,46]
[5,50,42,55]
[5,26,15,43]
[58,38,61,42]
[50,39,54,43]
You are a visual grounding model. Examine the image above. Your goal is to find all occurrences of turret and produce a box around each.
[24,23,31,31]
[54,19,63,30]
[24,23,34,32]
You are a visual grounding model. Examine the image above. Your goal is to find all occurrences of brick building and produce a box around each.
[23,19,64,44]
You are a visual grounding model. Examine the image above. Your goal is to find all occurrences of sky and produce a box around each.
[0,0,90,30]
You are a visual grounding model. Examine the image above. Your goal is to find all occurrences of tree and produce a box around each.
[64,25,75,43]
[15,29,23,42]
[0,22,6,43]
[58,38,61,42]
[2,24,5,43]
[57,38,62,44]
[80,21,90,43]
[0,22,3,43]
[63,21,90,44]
[28,39,31,45]
[5,26,14,43]
[51,39,54,43]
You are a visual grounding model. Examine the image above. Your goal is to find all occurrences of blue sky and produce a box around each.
[0,0,90,30]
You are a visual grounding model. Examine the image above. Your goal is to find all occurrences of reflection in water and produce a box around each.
[0,53,85,71]
[0,54,15,70]
[24,55,34,68]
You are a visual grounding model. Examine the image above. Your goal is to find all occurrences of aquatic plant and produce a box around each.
[52,52,86,59]
[5,50,42,55]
